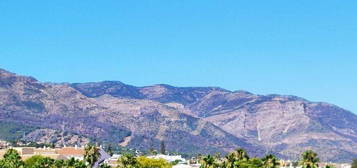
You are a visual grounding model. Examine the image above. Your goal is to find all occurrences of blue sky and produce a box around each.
[0,1,356,113]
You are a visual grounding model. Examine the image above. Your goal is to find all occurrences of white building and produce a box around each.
[104,154,122,167]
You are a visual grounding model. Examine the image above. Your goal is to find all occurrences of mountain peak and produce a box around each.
[0,68,15,76]
[0,68,38,85]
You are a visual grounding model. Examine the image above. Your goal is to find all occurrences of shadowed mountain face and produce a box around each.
[1,68,357,162]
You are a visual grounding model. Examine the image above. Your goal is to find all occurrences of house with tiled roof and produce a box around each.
[0,146,85,160]
[0,146,110,168]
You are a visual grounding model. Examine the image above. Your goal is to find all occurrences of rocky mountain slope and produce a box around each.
[189,91,357,162]
[0,68,261,156]
[1,68,357,162]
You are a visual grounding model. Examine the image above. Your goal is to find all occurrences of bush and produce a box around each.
[137,156,172,168]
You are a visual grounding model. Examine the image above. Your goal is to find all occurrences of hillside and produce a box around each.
[1,68,357,162]
[0,68,261,156]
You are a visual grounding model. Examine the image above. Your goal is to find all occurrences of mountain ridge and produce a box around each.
[0,68,356,162]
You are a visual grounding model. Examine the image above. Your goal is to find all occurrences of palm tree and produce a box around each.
[84,145,101,168]
[224,152,236,168]
[299,150,320,168]
[234,148,250,161]
[223,148,250,168]
[262,154,280,168]
[200,155,216,168]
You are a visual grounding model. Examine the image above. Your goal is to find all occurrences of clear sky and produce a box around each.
[0,1,356,113]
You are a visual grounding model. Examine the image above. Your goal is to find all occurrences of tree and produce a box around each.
[0,149,24,168]
[25,155,44,168]
[33,157,55,168]
[25,155,55,168]
[106,144,114,156]
[231,159,261,168]
[64,158,87,168]
[247,157,263,168]
[170,160,180,165]
[117,153,138,168]
[160,141,166,155]
[99,163,112,168]
[224,152,236,168]
[292,161,299,168]
[223,148,250,168]
[262,154,280,168]
[352,159,357,168]
[137,156,172,168]
[234,148,250,161]
[148,149,158,156]
[200,155,216,168]
[54,159,65,168]
[299,150,320,168]
[84,145,101,168]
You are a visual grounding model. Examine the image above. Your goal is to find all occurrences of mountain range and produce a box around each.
[0,68,356,162]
